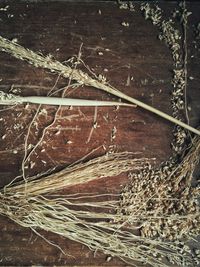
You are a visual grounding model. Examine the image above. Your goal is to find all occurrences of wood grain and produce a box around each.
[0,1,199,266]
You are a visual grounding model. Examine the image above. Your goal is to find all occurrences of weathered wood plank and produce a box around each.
[0,1,199,266]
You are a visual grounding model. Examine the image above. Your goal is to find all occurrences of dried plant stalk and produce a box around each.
[3,152,152,196]
[0,36,199,136]
[0,141,198,267]
[117,136,200,266]
[0,193,195,267]
[0,90,134,107]
[0,142,199,266]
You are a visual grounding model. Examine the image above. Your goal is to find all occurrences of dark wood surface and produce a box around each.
[0,1,199,266]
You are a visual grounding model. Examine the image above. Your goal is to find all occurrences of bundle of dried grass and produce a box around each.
[0,142,199,266]
[4,152,152,196]
[117,136,200,265]
[0,188,196,267]
[1,152,162,266]
[0,195,184,267]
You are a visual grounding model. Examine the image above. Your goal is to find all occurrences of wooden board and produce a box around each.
[0,1,199,266]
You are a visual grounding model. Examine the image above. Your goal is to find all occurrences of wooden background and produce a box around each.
[0,1,199,266]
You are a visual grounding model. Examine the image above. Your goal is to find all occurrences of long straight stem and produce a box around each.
[0,36,199,136]
[22,96,134,107]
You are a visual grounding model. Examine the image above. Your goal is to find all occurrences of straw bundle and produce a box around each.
[1,193,192,267]
[4,152,152,196]
[0,139,199,266]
